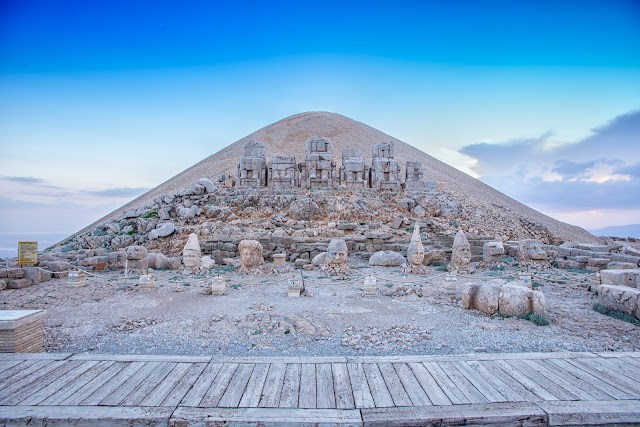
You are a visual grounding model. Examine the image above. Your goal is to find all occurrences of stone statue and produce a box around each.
[269,155,298,188]
[483,240,505,265]
[451,230,472,273]
[238,239,264,274]
[404,161,426,190]
[303,136,336,188]
[340,148,368,188]
[237,141,267,187]
[126,245,148,275]
[517,239,548,263]
[182,233,202,272]
[403,224,428,274]
[371,141,401,190]
[312,238,349,275]
[461,281,546,316]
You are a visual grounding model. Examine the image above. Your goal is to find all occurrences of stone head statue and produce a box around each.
[238,239,264,272]
[452,230,471,269]
[407,224,425,266]
[326,239,348,268]
[518,239,547,261]
[126,245,148,260]
[182,233,202,269]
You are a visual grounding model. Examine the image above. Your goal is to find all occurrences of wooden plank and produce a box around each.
[238,363,269,408]
[0,405,173,426]
[223,356,347,364]
[452,361,506,403]
[298,363,317,409]
[361,402,547,427]
[60,361,126,405]
[347,351,596,364]
[547,358,629,400]
[332,362,355,409]
[200,362,239,407]
[170,407,362,426]
[218,363,255,408]
[40,361,115,405]
[492,360,558,401]
[142,362,192,406]
[0,352,72,361]
[316,363,336,409]
[347,362,375,408]
[438,361,488,404]
[621,356,640,369]
[161,362,207,407]
[392,363,431,406]
[421,361,468,404]
[567,357,640,396]
[363,363,394,408]
[528,359,610,400]
[539,399,640,426]
[79,361,145,405]
[69,353,210,363]
[0,360,65,402]
[258,363,287,408]
[278,363,301,408]
[179,362,222,407]
[0,360,83,405]
[596,351,640,358]
[597,356,640,382]
[466,360,530,402]
[0,359,24,375]
[0,360,52,391]
[0,359,39,382]
[407,362,451,406]
[505,359,578,401]
[377,363,412,407]
[118,362,175,406]
[100,361,163,406]
[18,360,98,405]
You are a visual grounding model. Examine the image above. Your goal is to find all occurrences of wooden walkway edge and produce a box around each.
[1,351,639,426]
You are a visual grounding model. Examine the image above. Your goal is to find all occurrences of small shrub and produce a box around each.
[593,303,640,326]
[435,266,448,272]
[527,313,550,326]
[568,268,591,274]
[551,260,559,268]
[143,210,158,218]
[359,221,367,226]
[532,281,544,288]
[384,283,393,288]
[449,220,459,228]
[231,283,241,289]
[127,230,137,236]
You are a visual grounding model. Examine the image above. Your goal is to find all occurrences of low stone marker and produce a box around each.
[363,276,377,297]
[288,277,303,297]
[0,310,46,353]
[211,276,225,296]
[138,274,155,291]
[67,270,87,287]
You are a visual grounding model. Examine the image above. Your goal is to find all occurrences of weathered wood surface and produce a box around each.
[0,351,639,426]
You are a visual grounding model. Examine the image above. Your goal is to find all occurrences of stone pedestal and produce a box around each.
[138,274,155,291]
[0,310,46,353]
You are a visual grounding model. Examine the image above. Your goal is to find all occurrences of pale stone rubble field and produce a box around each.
[1,261,638,357]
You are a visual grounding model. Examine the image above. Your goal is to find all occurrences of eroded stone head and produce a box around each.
[452,230,471,269]
[518,239,547,261]
[238,239,264,272]
[407,224,425,266]
[326,239,348,267]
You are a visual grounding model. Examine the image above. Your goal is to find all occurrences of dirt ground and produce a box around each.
[1,261,638,357]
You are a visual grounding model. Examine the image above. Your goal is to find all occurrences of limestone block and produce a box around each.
[600,269,640,288]
[363,276,377,297]
[498,284,534,317]
[7,279,30,289]
[198,177,216,193]
[148,222,176,240]
[598,285,640,320]
[67,271,87,287]
[0,279,6,290]
[148,252,171,270]
[607,262,638,270]
[201,256,216,270]
[588,258,610,267]
[610,253,640,265]
[517,239,547,261]
[369,251,406,267]
[211,276,225,296]
[3,268,24,279]
[483,241,504,263]
[424,250,447,265]
[461,283,500,315]
[0,310,46,353]
[138,274,155,291]
[532,291,546,315]
[21,267,51,285]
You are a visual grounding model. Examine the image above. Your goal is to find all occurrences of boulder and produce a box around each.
[369,251,406,267]
[22,267,51,285]
[288,198,322,220]
[600,269,640,288]
[148,222,177,240]
[0,279,6,290]
[197,178,217,193]
[7,279,30,289]
[201,256,216,269]
[148,252,171,270]
[110,234,134,249]
[461,283,500,315]
[499,284,534,316]
[598,285,640,320]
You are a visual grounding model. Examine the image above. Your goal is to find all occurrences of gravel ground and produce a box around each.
[2,261,638,357]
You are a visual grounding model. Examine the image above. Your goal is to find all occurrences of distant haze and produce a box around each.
[590,224,640,239]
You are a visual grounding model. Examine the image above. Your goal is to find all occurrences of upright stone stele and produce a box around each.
[403,224,428,274]
[371,141,401,190]
[340,148,368,188]
[303,136,336,188]
[237,140,267,187]
[182,233,202,272]
[451,230,472,273]
[126,245,149,275]
[238,240,264,274]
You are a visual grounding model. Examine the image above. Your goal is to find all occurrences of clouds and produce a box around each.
[0,175,46,184]
[458,109,640,227]
[80,187,149,198]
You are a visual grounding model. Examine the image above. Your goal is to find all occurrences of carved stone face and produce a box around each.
[407,242,425,266]
[240,246,261,268]
[326,239,348,266]
[484,241,504,257]
[522,240,547,261]
[453,245,471,266]
[183,251,200,268]
[126,245,148,260]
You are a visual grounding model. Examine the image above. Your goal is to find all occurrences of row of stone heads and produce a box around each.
[235,138,426,189]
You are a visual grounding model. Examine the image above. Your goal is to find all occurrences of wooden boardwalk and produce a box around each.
[1,351,639,426]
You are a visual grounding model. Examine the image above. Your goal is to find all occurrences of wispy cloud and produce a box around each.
[80,187,149,198]
[0,175,46,184]
[458,109,640,226]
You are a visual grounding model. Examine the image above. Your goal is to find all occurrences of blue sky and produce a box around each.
[1,0,639,254]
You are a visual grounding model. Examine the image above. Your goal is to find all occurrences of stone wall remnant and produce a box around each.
[405,161,426,190]
[340,148,368,188]
[302,136,336,188]
[370,141,401,190]
[269,155,298,188]
[237,140,267,187]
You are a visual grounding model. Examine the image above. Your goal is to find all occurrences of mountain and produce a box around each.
[69,111,598,244]
[590,224,640,239]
